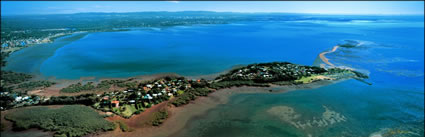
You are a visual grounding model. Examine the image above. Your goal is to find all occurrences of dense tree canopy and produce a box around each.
[4,105,115,137]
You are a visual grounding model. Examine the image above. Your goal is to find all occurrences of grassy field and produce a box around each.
[121,104,138,118]
[295,75,333,84]
[4,105,115,137]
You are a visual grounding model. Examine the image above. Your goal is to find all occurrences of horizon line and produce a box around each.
[2,10,424,17]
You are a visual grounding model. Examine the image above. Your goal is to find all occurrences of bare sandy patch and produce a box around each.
[319,45,339,67]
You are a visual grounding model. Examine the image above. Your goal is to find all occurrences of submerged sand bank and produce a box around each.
[319,45,339,67]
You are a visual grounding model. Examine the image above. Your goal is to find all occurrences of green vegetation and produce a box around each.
[116,121,132,132]
[120,104,138,118]
[338,40,359,48]
[60,82,95,93]
[59,79,138,93]
[4,105,115,137]
[339,43,357,48]
[116,81,138,89]
[172,88,213,107]
[1,123,5,131]
[294,75,332,84]
[1,71,33,85]
[176,90,185,95]
[352,70,369,79]
[45,93,99,105]
[95,80,115,89]
[16,81,56,91]
[1,51,11,67]
[295,75,316,84]
[151,109,169,126]
[209,80,270,89]
[96,79,136,89]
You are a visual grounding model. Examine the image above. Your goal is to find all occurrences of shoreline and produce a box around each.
[27,72,209,97]
[30,63,243,83]
[3,25,249,83]
[26,65,242,97]
[1,31,87,54]
[3,32,89,77]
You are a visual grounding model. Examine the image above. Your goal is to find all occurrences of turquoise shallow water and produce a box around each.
[4,15,424,136]
[4,33,87,76]
[174,80,424,137]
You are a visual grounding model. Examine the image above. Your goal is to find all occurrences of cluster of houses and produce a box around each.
[0,77,201,116]
[0,92,41,110]
[223,63,323,81]
[1,32,71,49]
[96,77,194,112]
[1,40,31,48]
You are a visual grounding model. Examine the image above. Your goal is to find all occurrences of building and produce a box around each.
[1,43,8,48]
[111,100,120,108]
[15,96,23,102]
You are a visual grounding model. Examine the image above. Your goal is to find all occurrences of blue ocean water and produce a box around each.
[4,15,424,136]
[39,23,337,79]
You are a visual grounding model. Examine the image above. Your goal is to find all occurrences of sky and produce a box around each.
[1,1,424,16]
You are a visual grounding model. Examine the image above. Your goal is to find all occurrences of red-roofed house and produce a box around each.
[111,100,120,108]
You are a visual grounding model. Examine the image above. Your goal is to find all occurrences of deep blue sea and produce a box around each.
[5,15,424,136]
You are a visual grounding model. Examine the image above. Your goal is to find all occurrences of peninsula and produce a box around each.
[1,59,369,137]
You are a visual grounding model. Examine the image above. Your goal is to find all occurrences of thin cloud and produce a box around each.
[168,1,179,3]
